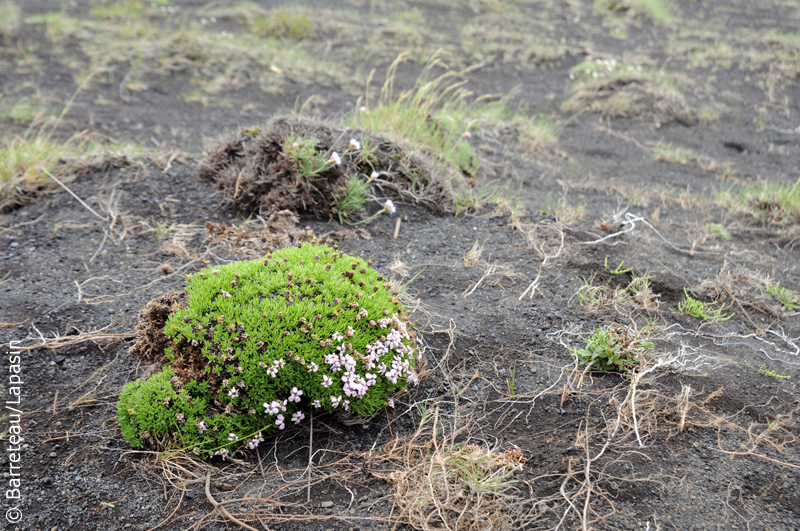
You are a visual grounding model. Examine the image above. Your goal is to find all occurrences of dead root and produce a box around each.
[699,261,788,323]
[368,408,538,531]
[204,210,315,257]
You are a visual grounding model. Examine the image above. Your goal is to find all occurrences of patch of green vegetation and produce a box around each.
[0,130,85,211]
[348,53,557,183]
[571,326,653,373]
[0,97,54,125]
[706,222,731,241]
[678,288,734,321]
[282,135,338,179]
[331,177,370,224]
[768,32,800,45]
[0,0,21,37]
[766,282,800,311]
[251,8,314,40]
[652,143,696,165]
[90,0,144,21]
[595,0,673,26]
[717,177,800,226]
[30,8,345,102]
[118,242,420,458]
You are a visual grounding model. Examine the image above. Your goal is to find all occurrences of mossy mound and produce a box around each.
[197,116,453,219]
[118,241,421,458]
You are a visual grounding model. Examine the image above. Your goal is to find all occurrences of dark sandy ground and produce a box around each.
[1,0,799,530]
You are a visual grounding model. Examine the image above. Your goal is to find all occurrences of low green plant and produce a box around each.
[604,257,633,275]
[678,288,734,321]
[706,222,731,241]
[744,360,791,379]
[507,360,516,396]
[118,241,421,458]
[571,326,653,373]
[766,282,800,311]
[331,176,369,223]
[282,135,334,178]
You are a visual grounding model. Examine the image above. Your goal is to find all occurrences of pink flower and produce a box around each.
[246,433,263,449]
[308,362,319,373]
[228,433,238,442]
[321,375,333,387]
[220,290,231,298]
[331,395,342,409]
[196,421,208,433]
[462,131,472,139]
[312,399,321,408]
[330,152,341,166]
[276,414,285,430]
[214,448,229,459]
[228,388,239,398]
[289,387,304,402]
[349,138,361,150]
[292,411,305,424]
[264,400,285,415]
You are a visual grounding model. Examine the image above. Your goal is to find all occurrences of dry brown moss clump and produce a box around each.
[197,116,455,219]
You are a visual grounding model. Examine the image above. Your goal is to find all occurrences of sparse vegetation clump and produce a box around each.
[349,53,559,183]
[198,115,456,220]
[594,0,674,26]
[251,8,315,40]
[652,142,697,165]
[564,57,695,125]
[118,241,421,458]
[571,326,653,373]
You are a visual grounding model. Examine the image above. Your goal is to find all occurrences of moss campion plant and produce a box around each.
[118,241,421,458]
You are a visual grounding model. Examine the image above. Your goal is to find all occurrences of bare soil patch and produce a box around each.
[1,1,799,530]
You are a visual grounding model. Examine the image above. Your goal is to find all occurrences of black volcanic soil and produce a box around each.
[1,0,799,530]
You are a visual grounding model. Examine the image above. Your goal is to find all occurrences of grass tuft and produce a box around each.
[349,52,558,187]
[652,143,697,165]
[251,8,314,40]
[717,178,800,226]
[0,130,85,212]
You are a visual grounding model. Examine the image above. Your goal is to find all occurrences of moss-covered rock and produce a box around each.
[118,240,421,458]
